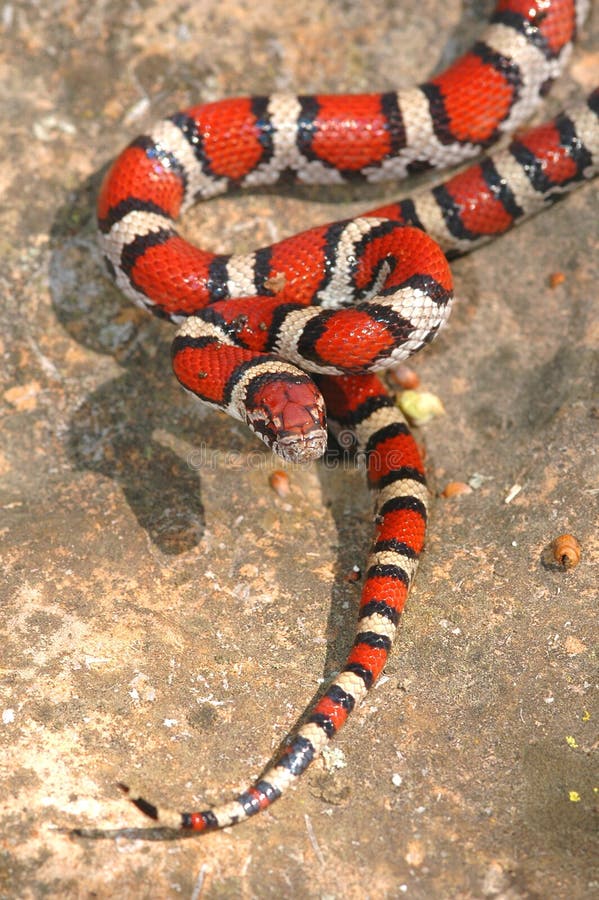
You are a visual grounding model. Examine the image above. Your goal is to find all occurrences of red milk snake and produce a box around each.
[97,0,598,832]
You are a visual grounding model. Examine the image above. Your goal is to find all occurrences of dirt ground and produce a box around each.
[1,1,597,898]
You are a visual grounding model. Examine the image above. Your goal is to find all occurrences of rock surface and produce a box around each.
[1,1,597,897]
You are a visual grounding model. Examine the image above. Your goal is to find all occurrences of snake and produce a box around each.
[97,0,598,832]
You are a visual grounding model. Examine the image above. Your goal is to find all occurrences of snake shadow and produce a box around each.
[49,168,208,554]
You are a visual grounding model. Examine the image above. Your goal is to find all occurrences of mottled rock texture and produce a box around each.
[1,1,597,897]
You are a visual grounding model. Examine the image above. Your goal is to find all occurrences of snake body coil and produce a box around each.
[97,0,598,832]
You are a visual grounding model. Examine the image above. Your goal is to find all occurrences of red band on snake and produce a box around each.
[97,0,597,832]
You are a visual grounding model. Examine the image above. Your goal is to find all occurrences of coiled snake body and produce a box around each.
[97,0,598,831]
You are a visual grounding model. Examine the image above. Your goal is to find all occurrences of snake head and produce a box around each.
[245,373,328,462]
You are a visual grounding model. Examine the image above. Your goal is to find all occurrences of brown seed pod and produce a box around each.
[548,271,566,289]
[550,534,581,569]
[388,363,421,390]
[269,469,290,497]
[441,481,473,498]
